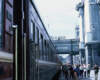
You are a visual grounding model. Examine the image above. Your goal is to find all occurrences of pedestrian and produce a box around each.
[69,65,73,79]
[87,64,91,78]
[80,64,83,78]
[75,65,80,77]
[71,70,81,80]
[73,64,76,70]
[83,64,86,78]
[64,65,68,80]
[94,63,99,80]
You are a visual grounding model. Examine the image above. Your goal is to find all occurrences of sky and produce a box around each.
[34,0,81,58]
[34,0,81,39]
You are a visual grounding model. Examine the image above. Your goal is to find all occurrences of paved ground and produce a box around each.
[59,70,100,80]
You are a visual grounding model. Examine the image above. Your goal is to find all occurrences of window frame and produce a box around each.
[0,0,4,49]
[31,20,35,40]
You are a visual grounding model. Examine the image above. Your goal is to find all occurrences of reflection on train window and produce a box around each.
[58,47,60,50]
[31,21,35,40]
[40,34,43,60]
[0,66,4,75]
[60,47,62,49]
[65,47,67,49]
[48,47,50,61]
[47,44,49,61]
[0,0,3,48]
[44,40,46,60]
[51,49,53,62]
[36,27,39,59]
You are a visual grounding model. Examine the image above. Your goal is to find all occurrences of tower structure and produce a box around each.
[76,0,100,67]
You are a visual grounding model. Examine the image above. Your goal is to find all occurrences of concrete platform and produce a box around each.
[59,70,100,80]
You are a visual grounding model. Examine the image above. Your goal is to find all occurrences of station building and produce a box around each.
[76,0,100,67]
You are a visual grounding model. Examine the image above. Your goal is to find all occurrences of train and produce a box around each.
[0,0,62,80]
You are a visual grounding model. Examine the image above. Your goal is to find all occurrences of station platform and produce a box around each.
[59,70,100,80]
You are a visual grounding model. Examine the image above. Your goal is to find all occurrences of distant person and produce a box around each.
[80,64,83,78]
[87,64,91,78]
[69,65,73,79]
[60,66,62,71]
[73,65,76,70]
[64,65,68,80]
[94,63,99,80]
[75,65,80,77]
[83,64,86,78]
[71,70,80,80]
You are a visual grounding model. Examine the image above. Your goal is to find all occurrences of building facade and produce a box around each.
[76,0,100,67]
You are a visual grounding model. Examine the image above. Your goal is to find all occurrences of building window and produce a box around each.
[0,0,3,48]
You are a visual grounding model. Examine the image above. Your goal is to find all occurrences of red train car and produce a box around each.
[0,0,13,80]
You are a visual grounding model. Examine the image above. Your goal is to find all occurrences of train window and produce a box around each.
[0,0,3,48]
[60,46,62,49]
[47,44,49,61]
[44,40,47,60]
[36,27,39,44]
[31,21,35,40]
[40,34,43,59]
[0,66,4,75]
[48,47,50,61]
[51,50,53,62]
[36,27,39,59]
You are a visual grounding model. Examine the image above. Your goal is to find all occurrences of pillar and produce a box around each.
[78,4,85,65]
[79,50,85,64]
[92,44,100,67]
[85,44,92,66]
[84,0,92,43]
[70,53,73,65]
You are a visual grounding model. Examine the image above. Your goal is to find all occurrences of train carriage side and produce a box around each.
[0,0,13,80]
[28,0,61,80]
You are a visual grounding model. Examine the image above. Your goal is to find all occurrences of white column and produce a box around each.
[84,0,92,43]
[79,8,84,49]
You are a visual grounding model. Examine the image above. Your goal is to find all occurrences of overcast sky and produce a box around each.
[34,0,81,40]
[34,0,81,58]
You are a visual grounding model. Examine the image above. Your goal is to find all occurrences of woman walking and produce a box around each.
[87,64,91,78]
[80,65,83,78]
[83,64,87,78]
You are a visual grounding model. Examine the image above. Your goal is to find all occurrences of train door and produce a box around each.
[30,21,35,80]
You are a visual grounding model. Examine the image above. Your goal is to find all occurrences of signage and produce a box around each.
[50,36,66,40]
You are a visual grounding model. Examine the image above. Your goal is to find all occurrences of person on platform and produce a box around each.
[80,64,83,78]
[87,64,91,78]
[75,65,80,77]
[83,64,87,78]
[71,70,80,80]
[69,65,73,79]
[94,63,99,80]
[64,65,68,80]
